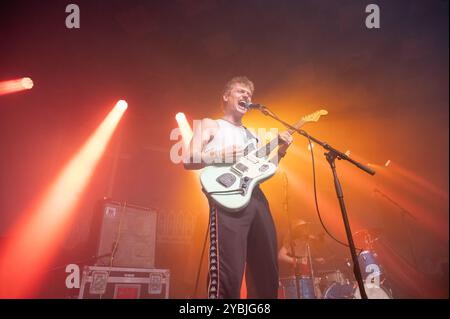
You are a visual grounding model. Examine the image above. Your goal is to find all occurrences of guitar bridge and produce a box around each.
[233,163,248,173]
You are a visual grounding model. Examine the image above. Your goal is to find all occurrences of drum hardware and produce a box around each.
[353,228,383,251]
[323,281,393,299]
[320,269,347,286]
[280,234,321,299]
[279,247,393,299]
[318,230,392,299]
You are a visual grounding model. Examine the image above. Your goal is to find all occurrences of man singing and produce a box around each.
[184,76,293,298]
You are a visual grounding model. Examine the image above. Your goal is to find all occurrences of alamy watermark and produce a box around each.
[64,4,379,30]
[169,120,281,165]
[65,4,80,29]
[365,4,380,29]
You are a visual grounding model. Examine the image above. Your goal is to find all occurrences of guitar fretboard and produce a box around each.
[254,118,306,158]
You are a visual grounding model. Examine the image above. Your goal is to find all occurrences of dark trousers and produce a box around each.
[207,187,279,299]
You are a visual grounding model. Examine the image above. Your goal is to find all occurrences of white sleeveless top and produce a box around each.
[203,119,256,154]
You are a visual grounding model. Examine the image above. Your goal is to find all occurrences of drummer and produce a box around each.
[278,219,326,298]
[278,219,326,273]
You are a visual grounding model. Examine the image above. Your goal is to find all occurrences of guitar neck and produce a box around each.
[255,118,306,158]
[285,118,306,136]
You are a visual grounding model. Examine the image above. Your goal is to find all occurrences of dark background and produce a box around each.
[0,0,448,298]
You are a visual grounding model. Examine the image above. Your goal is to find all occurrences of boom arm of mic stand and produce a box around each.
[258,105,375,176]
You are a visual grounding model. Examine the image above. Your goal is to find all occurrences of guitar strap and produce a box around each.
[243,126,258,144]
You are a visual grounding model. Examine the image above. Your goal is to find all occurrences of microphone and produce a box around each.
[238,101,262,109]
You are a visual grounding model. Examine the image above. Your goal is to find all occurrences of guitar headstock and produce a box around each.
[302,109,328,123]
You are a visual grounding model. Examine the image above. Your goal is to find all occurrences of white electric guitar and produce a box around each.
[200,109,328,212]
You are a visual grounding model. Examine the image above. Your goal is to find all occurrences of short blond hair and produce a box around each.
[222,76,255,97]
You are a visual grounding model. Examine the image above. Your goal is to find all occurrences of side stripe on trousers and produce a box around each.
[207,205,220,299]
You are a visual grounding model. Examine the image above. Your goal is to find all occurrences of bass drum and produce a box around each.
[358,250,384,280]
[322,282,392,299]
[353,283,392,299]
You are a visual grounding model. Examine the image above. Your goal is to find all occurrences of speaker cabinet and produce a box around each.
[95,200,157,268]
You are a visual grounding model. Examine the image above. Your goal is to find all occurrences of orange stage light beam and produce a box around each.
[175,112,193,148]
[282,156,440,295]
[278,145,378,240]
[0,77,34,96]
[390,162,448,201]
[375,240,445,298]
[277,164,348,240]
[174,112,204,204]
[175,112,199,176]
[371,162,448,216]
[0,100,127,298]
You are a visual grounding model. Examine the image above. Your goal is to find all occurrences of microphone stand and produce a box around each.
[256,105,375,299]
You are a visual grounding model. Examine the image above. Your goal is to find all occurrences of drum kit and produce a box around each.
[279,223,393,299]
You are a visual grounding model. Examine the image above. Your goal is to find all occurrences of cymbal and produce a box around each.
[353,228,383,250]
[292,220,313,228]
[290,233,326,245]
[291,221,313,234]
[354,228,383,239]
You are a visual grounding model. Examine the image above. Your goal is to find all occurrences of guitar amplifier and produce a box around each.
[94,199,157,269]
[78,266,170,299]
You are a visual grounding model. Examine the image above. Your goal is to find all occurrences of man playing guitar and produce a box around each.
[184,76,293,299]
